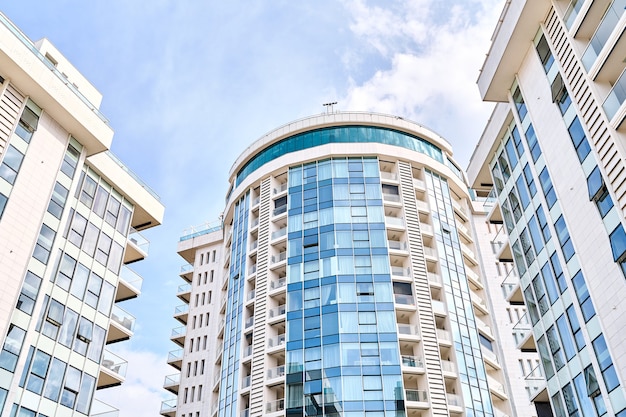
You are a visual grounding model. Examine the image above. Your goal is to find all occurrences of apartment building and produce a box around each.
[0,12,164,417]
[162,112,543,417]
[467,1,626,416]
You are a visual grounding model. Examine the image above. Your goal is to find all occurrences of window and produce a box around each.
[69,263,90,300]
[536,206,551,242]
[491,162,505,193]
[552,74,571,114]
[568,118,591,162]
[33,224,56,264]
[565,305,585,350]
[539,262,559,304]
[61,143,81,178]
[554,216,574,261]
[25,349,51,394]
[512,240,526,276]
[0,145,25,185]
[42,299,65,339]
[0,192,7,219]
[44,358,66,401]
[0,324,26,372]
[516,177,531,209]
[513,87,527,120]
[79,175,97,208]
[520,228,535,266]
[60,366,81,408]
[48,182,69,219]
[508,189,522,222]
[105,196,121,227]
[85,272,103,309]
[82,222,99,257]
[546,325,566,369]
[108,242,124,274]
[556,315,576,361]
[536,34,554,72]
[528,216,544,254]
[68,212,87,248]
[549,252,567,293]
[609,224,626,262]
[498,152,511,182]
[74,318,93,356]
[522,164,537,196]
[117,205,132,235]
[572,270,596,322]
[537,336,555,379]
[16,271,42,315]
[525,125,542,162]
[587,166,613,217]
[92,186,109,217]
[504,138,518,169]
[95,233,112,266]
[592,335,620,392]
[539,168,557,208]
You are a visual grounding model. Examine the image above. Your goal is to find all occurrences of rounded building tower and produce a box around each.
[170,112,512,417]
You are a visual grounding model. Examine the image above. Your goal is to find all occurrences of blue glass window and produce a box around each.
[523,164,537,196]
[556,315,576,361]
[536,35,554,73]
[513,87,528,120]
[525,125,542,162]
[587,167,614,218]
[528,216,544,253]
[549,252,567,293]
[516,176,531,209]
[572,270,596,322]
[554,216,574,261]
[505,139,518,169]
[539,168,557,208]
[565,305,585,350]
[536,206,551,242]
[609,224,626,262]
[498,152,511,183]
[592,335,620,392]
[568,118,591,162]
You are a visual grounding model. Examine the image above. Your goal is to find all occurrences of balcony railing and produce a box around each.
[266,398,285,413]
[380,171,398,181]
[250,218,259,228]
[247,289,255,301]
[90,399,119,417]
[447,393,463,407]
[270,278,286,290]
[267,365,285,379]
[268,334,286,348]
[394,293,415,306]
[273,205,287,216]
[248,264,257,275]
[385,216,405,227]
[177,283,191,294]
[160,399,177,414]
[245,317,254,328]
[120,265,143,293]
[268,305,286,318]
[604,66,626,120]
[167,349,183,363]
[102,349,128,377]
[252,196,260,206]
[401,355,424,369]
[111,305,136,332]
[128,228,150,255]
[271,228,287,240]
[441,359,456,374]
[391,266,410,277]
[436,328,451,342]
[164,373,181,386]
[405,389,428,402]
[388,240,407,251]
[397,324,419,337]
[242,345,253,357]
[180,263,193,275]
[382,193,401,203]
[427,272,441,284]
[174,304,189,315]
[271,252,287,264]
[171,326,186,338]
[274,183,288,194]
[582,0,626,70]
[242,375,251,389]
[249,240,258,251]
[240,409,249,417]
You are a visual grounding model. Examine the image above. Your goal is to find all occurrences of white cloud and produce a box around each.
[341,0,503,166]
[95,347,171,417]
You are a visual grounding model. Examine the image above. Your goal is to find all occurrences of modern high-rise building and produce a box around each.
[468,1,626,416]
[0,12,163,417]
[162,112,546,417]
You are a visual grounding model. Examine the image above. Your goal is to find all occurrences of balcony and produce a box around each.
[401,355,425,373]
[413,178,426,191]
[405,389,429,409]
[116,265,143,301]
[432,299,447,316]
[267,334,286,351]
[397,324,420,341]
[427,272,442,286]
[394,293,416,307]
[269,277,287,293]
[441,359,457,378]
[465,268,483,290]
[525,365,546,400]
[423,246,438,261]
[470,292,489,315]
[217,318,226,338]
[241,375,252,391]
[581,0,625,71]
[451,199,468,221]
[124,228,149,264]
[90,399,119,417]
[391,266,410,277]
[604,66,626,122]
[268,305,286,322]
[170,326,186,347]
[179,263,193,282]
[420,223,434,237]
[487,374,508,400]
[107,305,135,343]
[271,251,287,266]
[266,365,285,385]
[271,227,287,241]
[163,373,181,395]
[382,193,401,204]
[251,195,261,208]
[245,317,254,329]
[242,345,253,359]
[437,329,452,346]
[266,398,285,414]
[461,243,478,265]
[167,349,183,370]
[456,221,473,242]
[385,216,405,229]
[173,304,189,325]
[388,240,408,252]
[248,264,257,276]
[447,393,463,414]
[160,399,177,417]
[513,313,533,350]
[246,289,256,303]
[380,171,398,182]
[481,345,500,370]
[98,349,127,389]
[250,218,260,229]
[273,205,287,217]
[274,183,288,195]
[176,283,191,303]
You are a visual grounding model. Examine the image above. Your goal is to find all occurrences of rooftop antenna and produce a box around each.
[323,101,337,114]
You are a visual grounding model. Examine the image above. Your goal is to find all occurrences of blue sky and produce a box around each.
[3,0,502,415]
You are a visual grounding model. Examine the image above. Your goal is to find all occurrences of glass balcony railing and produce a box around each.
[273,205,287,216]
[385,216,405,227]
[268,305,286,318]
[270,278,287,290]
[391,266,410,277]
[160,399,177,414]
[401,355,424,368]
[248,264,257,275]
[167,349,183,363]
[405,389,428,402]
[111,305,135,332]
[240,409,250,417]
[241,375,251,389]
[440,359,456,374]
[564,0,584,28]
[582,0,626,70]
[387,240,407,251]
[171,326,186,338]
[180,263,193,275]
[397,324,420,337]
[179,220,222,241]
[271,252,287,264]
[247,289,255,301]
[447,393,463,407]
[90,399,119,417]
[274,183,288,194]
[128,228,150,255]
[380,171,398,181]
[177,283,191,294]
[105,152,161,201]
[245,317,254,328]
[242,345,253,357]
[164,373,181,386]
[119,265,144,293]
[266,399,285,413]
[603,67,626,120]
[271,228,287,240]
[102,349,128,377]
[174,304,189,315]
[394,293,415,306]
[268,334,286,348]
[267,365,285,379]
[436,328,451,342]
[382,193,401,203]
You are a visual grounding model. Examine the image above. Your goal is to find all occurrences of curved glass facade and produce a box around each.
[236,126,444,186]
[285,158,405,417]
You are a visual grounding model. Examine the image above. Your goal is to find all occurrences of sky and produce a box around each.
[3,0,503,415]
